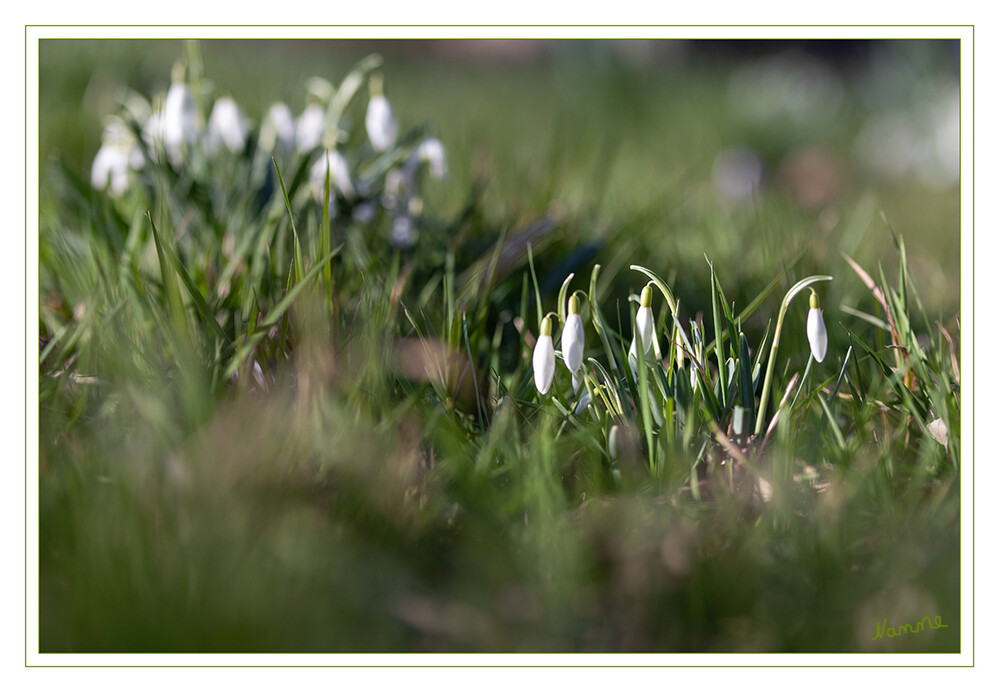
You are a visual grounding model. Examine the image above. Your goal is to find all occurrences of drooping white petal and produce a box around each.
[162,82,199,165]
[574,388,592,415]
[204,96,249,154]
[806,307,828,363]
[142,112,165,162]
[636,305,655,356]
[533,334,556,395]
[260,102,296,153]
[561,313,585,375]
[91,143,131,196]
[365,94,398,151]
[416,137,447,179]
[309,150,355,202]
[295,104,325,153]
[91,122,138,195]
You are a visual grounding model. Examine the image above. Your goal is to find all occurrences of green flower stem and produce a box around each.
[754,275,833,436]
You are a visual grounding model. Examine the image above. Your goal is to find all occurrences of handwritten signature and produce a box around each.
[872,615,948,641]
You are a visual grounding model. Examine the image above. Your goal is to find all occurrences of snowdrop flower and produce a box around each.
[574,388,592,415]
[561,294,585,392]
[309,148,355,202]
[259,102,296,153]
[533,315,556,396]
[628,286,659,379]
[91,122,141,196]
[204,96,249,154]
[162,80,199,166]
[141,111,165,162]
[365,74,398,152]
[412,137,447,180]
[295,103,325,153]
[635,285,655,356]
[806,289,828,363]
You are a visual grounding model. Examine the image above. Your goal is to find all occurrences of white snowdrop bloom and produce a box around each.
[635,285,656,356]
[533,315,556,396]
[162,81,199,165]
[204,96,249,154]
[260,102,296,153]
[806,290,828,363]
[365,75,398,151]
[91,122,140,196]
[415,137,447,179]
[141,112,165,162]
[561,294,585,392]
[309,149,355,201]
[574,388,592,415]
[295,103,325,153]
[91,143,132,196]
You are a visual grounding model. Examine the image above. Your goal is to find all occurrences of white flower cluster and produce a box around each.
[530,273,832,416]
[90,56,448,250]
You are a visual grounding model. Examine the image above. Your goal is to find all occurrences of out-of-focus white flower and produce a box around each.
[204,96,249,154]
[635,285,656,356]
[141,112,165,162]
[574,387,592,415]
[91,121,141,196]
[365,75,398,152]
[309,149,355,202]
[561,294,585,392]
[533,315,556,396]
[259,102,296,153]
[927,418,949,447]
[295,103,325,153]
[806,290,828,363]
[162,81,199,165]
[413,137,447,179]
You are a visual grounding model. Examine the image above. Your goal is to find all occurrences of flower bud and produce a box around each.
[635,285,656,357]
[806,290,828,363]
[533,316,556,395]
[561,294,585,379]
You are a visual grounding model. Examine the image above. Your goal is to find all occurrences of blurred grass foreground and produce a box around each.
[38,39,961,653]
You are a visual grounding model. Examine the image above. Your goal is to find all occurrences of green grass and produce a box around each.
[37,39,961,654]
